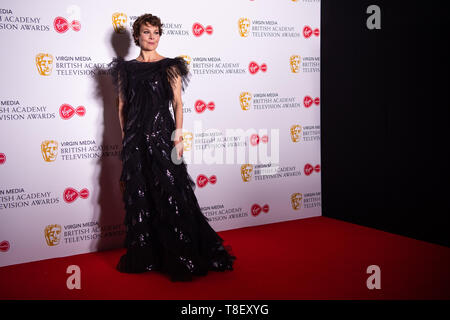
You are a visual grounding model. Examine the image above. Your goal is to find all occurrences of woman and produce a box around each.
[108,14,236,282]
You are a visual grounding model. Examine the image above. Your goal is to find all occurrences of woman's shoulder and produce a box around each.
[165,56,189,76]
[108,56,129,71]
[165,56,187,65]
[112,56,186,67]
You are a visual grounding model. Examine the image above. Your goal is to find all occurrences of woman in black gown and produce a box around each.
[108,13,236,282]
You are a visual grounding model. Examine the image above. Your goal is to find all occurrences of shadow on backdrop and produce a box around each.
[88,30,132,255]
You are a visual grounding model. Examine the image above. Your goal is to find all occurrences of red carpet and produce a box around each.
[0,216,449,300]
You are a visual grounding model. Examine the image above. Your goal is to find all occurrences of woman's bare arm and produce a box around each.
[170,70,183,142]
[117,74,125,138]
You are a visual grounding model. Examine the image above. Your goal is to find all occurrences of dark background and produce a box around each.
[321,1,449,246]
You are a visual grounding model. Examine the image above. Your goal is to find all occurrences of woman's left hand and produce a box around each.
[174,139,183,159]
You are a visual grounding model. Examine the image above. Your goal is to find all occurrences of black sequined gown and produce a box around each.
[108,56,236,281]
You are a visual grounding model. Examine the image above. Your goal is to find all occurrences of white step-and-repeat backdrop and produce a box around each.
[0,0,321,267]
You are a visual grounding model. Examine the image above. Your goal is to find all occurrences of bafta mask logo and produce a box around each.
[180,55,192,66]
[183,131,193,151]
[238,18,251,37]
[291,193,303,210]
[112,12,127,33]
[290,55,301,73]
[241,164,253,182]
[44,224,62,246]
[239,92,252,111]
[290,125,302,142]
[35,53,54,76]
[41,140,58,162]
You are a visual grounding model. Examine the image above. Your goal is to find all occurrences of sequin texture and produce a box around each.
[108,56,236,281]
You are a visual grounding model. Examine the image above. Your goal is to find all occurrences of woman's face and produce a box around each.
[137,22,160,50]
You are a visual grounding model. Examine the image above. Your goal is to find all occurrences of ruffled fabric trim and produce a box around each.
[109,55,236,281]
[166,56,191,101]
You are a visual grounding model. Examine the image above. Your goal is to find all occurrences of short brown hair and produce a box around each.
[132,14,163,46]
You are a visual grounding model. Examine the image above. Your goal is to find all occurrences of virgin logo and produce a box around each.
[251,204,269,216]
[250,134,269,146]
[0,153,5,165]
[249,61,267,74]
[303,26,320,38]
[59,104,86,120]
[54,17,81,33]
[303,96,320,108]
[0,240,10,252]
[63,187,89,203]
[195,100,215,113]
[304,163,321,176]
[197,174,217,188]
[192,23,213,37]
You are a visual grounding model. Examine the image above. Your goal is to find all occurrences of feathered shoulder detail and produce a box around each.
[166,56,191,95]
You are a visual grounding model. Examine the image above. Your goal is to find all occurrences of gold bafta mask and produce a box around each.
[290,125,302,142]
[290,55,301,73]
[183,131,193,151]
[238,18,250,37]
[239,92,252,111]
[41,140,58,162]
[112,12,128,33]
[44,224,62,246]
[35,53,53,76]
[291,193,303,210]
[240,164,253,182]
[180,55,192,66]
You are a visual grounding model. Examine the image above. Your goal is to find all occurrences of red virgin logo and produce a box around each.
[197,174,217,188]
[195,100,215,113]
[192,22,213,37]
[63,187,89,203]
[303,26,320,38]
[0,240,10,252]
[251,204,269,216]
[304,163,321,176]
[303,96,320,108]
[59,104,86,120]
[0,153,5,165]
[250,134,269,146]
[54,17,81,33]
[249,61,267,74]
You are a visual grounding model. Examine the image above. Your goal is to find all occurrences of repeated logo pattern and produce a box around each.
[59,104,86,119]
[41,140,58,162]
[53,16,81,33]
[192,22,213,36]
[63,188,89,203]
[197,174,217,187]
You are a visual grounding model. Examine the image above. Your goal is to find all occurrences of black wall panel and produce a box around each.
[321,1,449,246]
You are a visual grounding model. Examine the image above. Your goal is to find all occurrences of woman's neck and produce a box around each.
[137,51,162,62]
